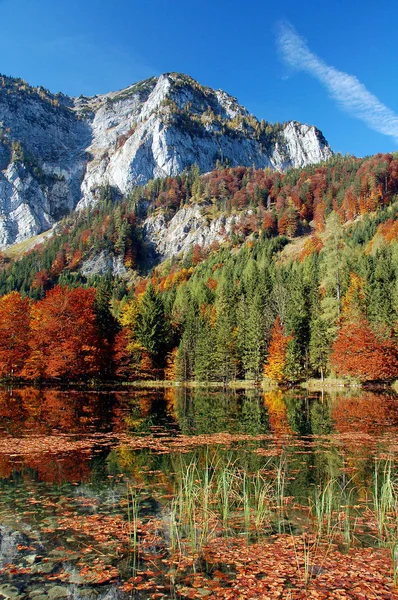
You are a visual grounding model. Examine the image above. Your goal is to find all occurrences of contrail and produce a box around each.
[277,21,398,143]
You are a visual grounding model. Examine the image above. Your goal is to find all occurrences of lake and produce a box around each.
[1,386,398,599]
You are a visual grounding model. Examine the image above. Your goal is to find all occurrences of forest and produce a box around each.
[0,152,397,384]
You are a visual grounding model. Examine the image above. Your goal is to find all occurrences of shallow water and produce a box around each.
[0,386,397,599]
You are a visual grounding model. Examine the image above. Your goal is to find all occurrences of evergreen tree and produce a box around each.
[237,291,265,381]
[309,293,333,380]
[136,283,170,368]
[213,271,238,384]
[193,318,216,381]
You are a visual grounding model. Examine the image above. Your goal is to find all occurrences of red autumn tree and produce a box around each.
[0,292,30,378]
[330,318,398,381]
[263,317,292,382]
[262,212,276,234]
[23,286,102,380]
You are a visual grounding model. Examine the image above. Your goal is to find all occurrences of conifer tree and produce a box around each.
[136,283,170,368]
[237,292,265,381]
[194,318,216,381]
[320,212,349,318]
[213,271,238,384]
[94,278,119,376]
[309,294,333,380]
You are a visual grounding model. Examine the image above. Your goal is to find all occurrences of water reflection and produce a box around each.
[0,386,397,596]
[174,388,270,435]
[0,387,397,487]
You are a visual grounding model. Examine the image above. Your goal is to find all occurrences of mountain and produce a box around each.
[0,72,332,248]
[0,153,397,384]
[1,151,397,296]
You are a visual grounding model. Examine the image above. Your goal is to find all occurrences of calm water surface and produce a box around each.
[0,386,397,598]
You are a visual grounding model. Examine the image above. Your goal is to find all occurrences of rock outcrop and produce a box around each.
[0,72,332,247]
[143,204,244,261]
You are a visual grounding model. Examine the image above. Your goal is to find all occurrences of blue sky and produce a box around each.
[1,0,398,157]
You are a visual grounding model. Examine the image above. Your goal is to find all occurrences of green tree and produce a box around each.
[136,283,170,368]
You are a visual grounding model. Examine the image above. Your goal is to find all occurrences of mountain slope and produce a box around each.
[0,72,332,247]
[0,152,397,299]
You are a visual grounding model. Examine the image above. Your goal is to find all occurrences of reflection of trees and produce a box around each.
[174,388,238,435]
[0,454,13,478]
[1,387,396,500]
[174,388,269,436]
[263,391,292,435]
[0,388,117,435]
[0,388,120,485]
[239,390,269,436]
[114,389,178,434]
[0,451,92,484]
[330,392,398,497]
[285,393,312,436]
[23,451,91,484]
[310,394,333,436]
[331,392,398,436]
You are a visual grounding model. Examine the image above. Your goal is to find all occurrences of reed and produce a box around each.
[311,479,335,540]
[373,458,398,586]
[374,459,396,541]
[275,456,287,533]
[166,455,275,560]
[215,460,237,533]
[253,472,272,533]
[127,486,140,594]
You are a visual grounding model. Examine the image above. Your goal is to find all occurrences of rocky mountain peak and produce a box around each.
[0,72,332,247]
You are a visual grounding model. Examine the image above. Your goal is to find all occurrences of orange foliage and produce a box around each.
[331,392,398,437]
[277,213,289,236]
[376,218,398,243]
[164,348,178,381]
[330,318,398,381]
[31,269,50,291]
[68,248,83,271]
[50,249,66,276]
[263,317,292,382]
[207,277,218,290]
[139,352,156,379]
[134,279,149,296]
[192,244,205,265]
[80,229,91,245]
[262,212,276,233]
[263,391,292,435]
[22,286,102,380]
[0,292,30,377]
[299,234,324,262]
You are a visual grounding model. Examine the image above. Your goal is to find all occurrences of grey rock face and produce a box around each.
[143,204,243,260]
[81,250,128,278]
[0,72,332,247]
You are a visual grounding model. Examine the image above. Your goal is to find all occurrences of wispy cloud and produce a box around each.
[277,21,398,143]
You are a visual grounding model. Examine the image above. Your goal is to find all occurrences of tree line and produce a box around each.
[0,203,397,383]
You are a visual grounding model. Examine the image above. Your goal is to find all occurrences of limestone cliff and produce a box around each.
[0,72,332,247]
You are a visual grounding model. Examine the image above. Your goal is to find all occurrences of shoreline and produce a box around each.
[0,378,396,392]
